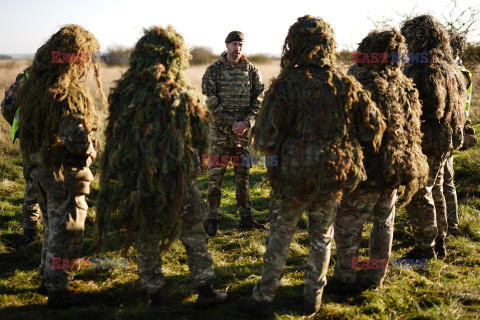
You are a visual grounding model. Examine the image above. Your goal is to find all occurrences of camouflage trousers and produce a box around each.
[33,166,91,292]
[444,152,459,231]
[333,187,397,285]
[22,156,41,230]
[406,153,449,249]
[137,179,215,294]
[207,139,252,220]
[251,191,339,306]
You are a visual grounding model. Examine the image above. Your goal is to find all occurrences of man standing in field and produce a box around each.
[401,15,467,259]
[1,68,42,245]
[237,15,385,316]
[202,31,265,236]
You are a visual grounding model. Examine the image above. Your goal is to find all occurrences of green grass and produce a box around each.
[1,148,480,319]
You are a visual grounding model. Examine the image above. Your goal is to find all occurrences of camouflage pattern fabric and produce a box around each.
[444,152,459,231]
[33,115,95,292]
[202,52,264,219]
[333,187,397,285]
[137,179,214,294]
[405,153,449,249]
[22,157,41,230]
[251,192,338,305]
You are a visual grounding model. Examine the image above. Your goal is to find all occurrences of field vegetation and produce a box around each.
[0,58,479,319]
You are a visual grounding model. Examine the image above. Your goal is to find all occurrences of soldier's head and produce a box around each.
[448,29,467,60]
[401,15,451,55]
[130,26,190,82]
[18,24,104,157]
[281,15,336,70]
[225,31,245,64]
[356,28,407,70]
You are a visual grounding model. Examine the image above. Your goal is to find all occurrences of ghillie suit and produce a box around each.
[445,28,476,235]
[401,15,467,259]
[96,27,227,307]
[16,24,104,307]
[330,29,429,292]
[238,16,385,317]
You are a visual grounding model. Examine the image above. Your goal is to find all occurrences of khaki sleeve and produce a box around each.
[245,66,265,127]
[201,66,219,110]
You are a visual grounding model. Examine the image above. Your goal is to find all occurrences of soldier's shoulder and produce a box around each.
[206,59,223,71]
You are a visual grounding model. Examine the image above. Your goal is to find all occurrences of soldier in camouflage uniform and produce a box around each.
[444,29,477,236]
[202,31,265,236]
[237,16,385,316]
[1,68,42,244]
[401,15,467,259]
[96,26,227,309]
[326,29,428,294]
[17,25,105,308]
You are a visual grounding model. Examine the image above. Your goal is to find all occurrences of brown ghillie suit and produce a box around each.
[238,15,385,316]
[401,15,467,258]
[332,29,428,288]
[16,24,104,303]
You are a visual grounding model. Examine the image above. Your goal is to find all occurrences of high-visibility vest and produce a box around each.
[459,64,473,119]
[11,71,29,143]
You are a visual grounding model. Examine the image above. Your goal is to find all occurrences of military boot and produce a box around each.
[206,219,220,237]
[403,246,436,260]
[37,279,47,296]
[237,296,274,316]
[323,278,363,295]
[238,216,266,230]
[147,290,165,307]
[46,289,83,309]
[195,284,228,309]
[434,238,447,259]
[24,228,37,244]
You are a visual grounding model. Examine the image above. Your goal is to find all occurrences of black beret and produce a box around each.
[225,31,245,43]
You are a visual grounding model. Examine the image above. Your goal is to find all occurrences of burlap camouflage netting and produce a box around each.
[96,26,210,253]
[253,15,385,203]
[18,24,105,163]
[349,29,428,205]
[401,15,466,155]
[448,29,467,59]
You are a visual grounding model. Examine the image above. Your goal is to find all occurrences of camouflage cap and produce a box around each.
[225,31,245,43]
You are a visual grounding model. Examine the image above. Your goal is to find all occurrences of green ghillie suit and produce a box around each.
[401,15,467,259]
[97,26,226,306]
[16,24,104,307]
[238,15,385,316]
[331,29,428,290]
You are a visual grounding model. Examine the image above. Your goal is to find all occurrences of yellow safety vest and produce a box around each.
[11,71,29,143]
[459,64,473,118]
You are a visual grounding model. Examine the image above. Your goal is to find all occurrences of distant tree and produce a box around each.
[0,55,12,60]
[190,46,216,65]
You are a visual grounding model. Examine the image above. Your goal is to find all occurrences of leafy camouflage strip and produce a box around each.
[97,26,210,251]
[253,16,385,203]
[334,187,397,285]
[17,25,104,163]
[347,29,428,205]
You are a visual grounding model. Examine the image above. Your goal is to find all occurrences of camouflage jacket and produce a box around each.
[1,67,30,125]
[202,52,264,143]
[253,62,385,200]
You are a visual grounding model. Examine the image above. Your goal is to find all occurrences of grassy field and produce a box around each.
[0,60,480,319]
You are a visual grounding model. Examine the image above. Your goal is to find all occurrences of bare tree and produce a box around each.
[442,0,480,38]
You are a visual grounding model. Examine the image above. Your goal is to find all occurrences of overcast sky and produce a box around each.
[1,0,478,57]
